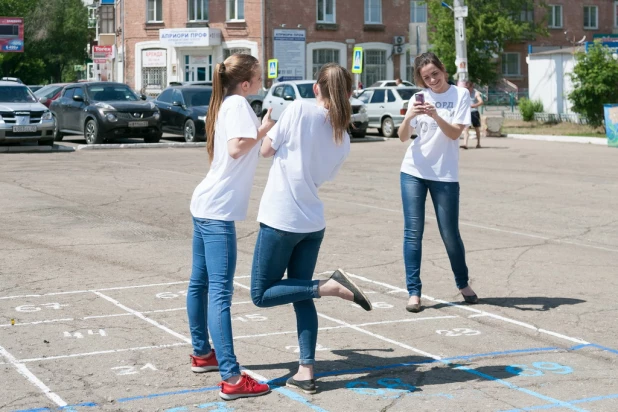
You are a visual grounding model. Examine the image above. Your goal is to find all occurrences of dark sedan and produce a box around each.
[154,86,211,142]
[50,82,162,144]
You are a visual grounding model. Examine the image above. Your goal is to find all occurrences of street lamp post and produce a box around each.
[444,0,469,86]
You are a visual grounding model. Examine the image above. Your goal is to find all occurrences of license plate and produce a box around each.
[128,121,148,128]
[12,125,37,132]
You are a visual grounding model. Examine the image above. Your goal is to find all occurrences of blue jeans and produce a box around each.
[187,217,240,381]
[251,223,323,365]
[400,172,469,297]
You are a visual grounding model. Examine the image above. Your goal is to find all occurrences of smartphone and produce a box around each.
[415,93,425,104]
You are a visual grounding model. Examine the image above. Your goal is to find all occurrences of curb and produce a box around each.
[0,145,76,153]
[76,142,206,150]
[505,134,607,146]
[351,137,388,143]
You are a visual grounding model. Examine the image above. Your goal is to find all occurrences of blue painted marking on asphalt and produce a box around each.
[498,393,618,411]
[273,387,329,412]
[117,385,219,402]
[455,366,588,412]
[19,343,618,412]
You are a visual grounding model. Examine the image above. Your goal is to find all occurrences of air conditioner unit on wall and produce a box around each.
[393,45,405,55]
[393,35,406,45]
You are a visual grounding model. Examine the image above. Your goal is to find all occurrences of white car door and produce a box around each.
[266,84,285,120]
[365,89,386,126]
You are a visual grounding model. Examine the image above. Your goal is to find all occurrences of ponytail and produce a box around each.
[205,53,260,162]
[316,63,352,145]
[206,63,225,162]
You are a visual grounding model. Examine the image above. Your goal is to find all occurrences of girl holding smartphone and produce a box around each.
[397,52,478,313]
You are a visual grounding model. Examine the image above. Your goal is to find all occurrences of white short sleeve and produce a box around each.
[223,98,259,141]
[267,101,297,150]
[453,89,471,126]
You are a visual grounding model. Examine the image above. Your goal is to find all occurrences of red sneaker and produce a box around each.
[219,373,271,400]
[190,350,218,373]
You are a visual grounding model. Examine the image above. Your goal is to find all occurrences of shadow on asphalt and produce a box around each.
[250,348,523,393]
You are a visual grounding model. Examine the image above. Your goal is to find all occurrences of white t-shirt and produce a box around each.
[257,100,350,233]
[401,86,471,183]
[190,95,261,221]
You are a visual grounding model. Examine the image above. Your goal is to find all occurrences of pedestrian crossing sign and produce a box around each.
[267,59,278,79]
[352,47,363,74]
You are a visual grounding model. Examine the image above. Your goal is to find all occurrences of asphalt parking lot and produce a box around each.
[1,136,617,411]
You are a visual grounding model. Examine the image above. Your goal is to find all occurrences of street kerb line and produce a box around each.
[345,272,590,345]
[0,344,68,407]
[320,196,618,254]
[92,289,327,411]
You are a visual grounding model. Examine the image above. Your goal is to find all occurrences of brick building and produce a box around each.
[502,0,616,89]
[101,0,426,94]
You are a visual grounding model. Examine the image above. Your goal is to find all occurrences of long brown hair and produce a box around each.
[316,63,352,145]
[206,53,260,162]
[413,52,447,88]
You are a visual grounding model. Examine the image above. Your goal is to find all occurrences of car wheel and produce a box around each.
[53,117,64,141]
[183,119,197,143]
[84,119,103,144]
[352,130,367,138]
[144,132,162,144]
[251,101,262,116]
[381,117,396,138]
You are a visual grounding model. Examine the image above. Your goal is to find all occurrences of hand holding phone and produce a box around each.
[415,93,425,104]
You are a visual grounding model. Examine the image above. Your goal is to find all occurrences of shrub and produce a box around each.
[569,41,618,128]
[518,98,544,121]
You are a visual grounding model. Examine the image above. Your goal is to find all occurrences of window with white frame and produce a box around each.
[317,0,335,23]
[406,49,414,83]
[502,53,520,76]
[312,49,340,78]
[147,0,162,22]
[361,50,386,86]
[100,5,115,34]
[224,47,251,59]
[584,6,598,29]
[548,4,562,28]
[410,1,426,23]
[364,0,382,24]
[189,0,208,21]
[227,0,245,21]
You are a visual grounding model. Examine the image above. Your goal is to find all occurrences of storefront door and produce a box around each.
[184,55,213,83]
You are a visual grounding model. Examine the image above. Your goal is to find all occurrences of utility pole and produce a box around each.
[453,0,468,86]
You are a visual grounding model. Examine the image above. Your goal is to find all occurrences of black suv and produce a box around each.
[50,82,162,144]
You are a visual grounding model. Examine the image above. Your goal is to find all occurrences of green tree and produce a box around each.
[568,42,618,128]
[427,0,546,86]
[0,0,90,84]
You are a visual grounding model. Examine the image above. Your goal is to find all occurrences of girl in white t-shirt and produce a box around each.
[187,53,275,400]
[397,52,479,313]
[250,64,373,394]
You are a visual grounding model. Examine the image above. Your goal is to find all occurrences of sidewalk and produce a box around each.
[465,131,608,146]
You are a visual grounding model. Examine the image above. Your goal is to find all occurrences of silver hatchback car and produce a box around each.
[355,86,421,137]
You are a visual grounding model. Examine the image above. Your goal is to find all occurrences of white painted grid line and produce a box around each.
[0,344,67,406]
[0,318,75,328]
[20,343,189,363]
[345,272,590,345]
[92,291,191,343]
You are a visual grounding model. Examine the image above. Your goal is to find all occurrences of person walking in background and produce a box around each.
[251,63,373,395]
[462,81,484,149]
[397,52,478,313]
[187,53,275,400]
